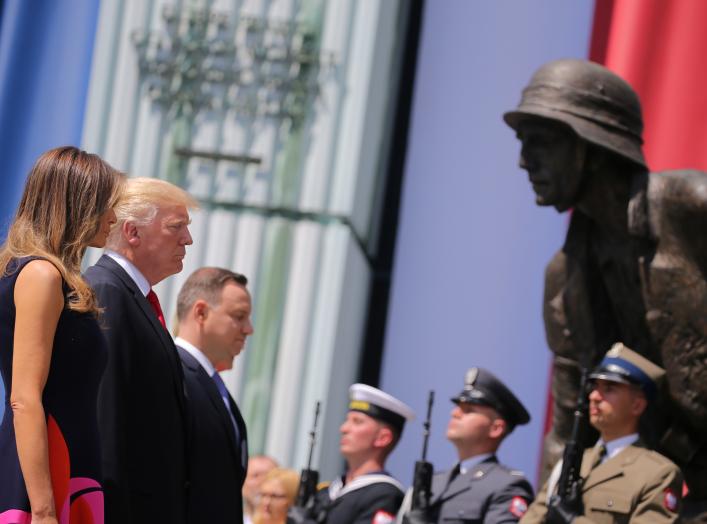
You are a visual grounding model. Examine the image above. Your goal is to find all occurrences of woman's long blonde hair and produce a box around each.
[0,146,125,313]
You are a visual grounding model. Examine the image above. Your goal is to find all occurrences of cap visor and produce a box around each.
[589,371,633,385]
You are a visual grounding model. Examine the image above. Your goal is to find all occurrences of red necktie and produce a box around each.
[146,289,166,329]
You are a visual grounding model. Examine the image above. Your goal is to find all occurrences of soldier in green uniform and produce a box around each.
[521,343,683,524]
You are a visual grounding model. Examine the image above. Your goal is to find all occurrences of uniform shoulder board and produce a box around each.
[498,463,526,477]
[644,450,678,468]
[317,481,331,490]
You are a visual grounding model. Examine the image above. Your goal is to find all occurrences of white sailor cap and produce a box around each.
[348,384,415,433]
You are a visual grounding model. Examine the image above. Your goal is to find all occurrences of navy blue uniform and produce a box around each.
[316,474,404,524]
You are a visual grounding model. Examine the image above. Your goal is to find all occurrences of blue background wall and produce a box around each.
[0,0,99,230]
[380,0,595,487]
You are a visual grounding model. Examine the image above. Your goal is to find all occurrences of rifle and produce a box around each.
[410,391,435,510]
[548,368,590,512]
[295,401,321,508]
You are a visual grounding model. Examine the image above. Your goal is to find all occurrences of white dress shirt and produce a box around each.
[174,337,217,377]
[595,433,639,465]
[105,249,150,296]
[459,453,494,475]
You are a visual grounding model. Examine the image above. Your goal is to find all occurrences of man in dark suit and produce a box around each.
[85,177,197,524]
[174,266,253,523]
[399,368,534,523]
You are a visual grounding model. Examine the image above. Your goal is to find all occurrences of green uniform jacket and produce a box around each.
[521,442,682,524]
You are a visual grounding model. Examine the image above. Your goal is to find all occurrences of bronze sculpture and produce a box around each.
[504,59,707,522]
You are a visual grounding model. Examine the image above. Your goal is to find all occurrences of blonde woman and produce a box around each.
[0,146,124,524]
[253,468,299,524]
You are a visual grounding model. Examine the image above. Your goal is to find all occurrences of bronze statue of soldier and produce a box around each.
[504,59,707,522]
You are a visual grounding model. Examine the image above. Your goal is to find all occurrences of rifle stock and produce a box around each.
[410,391,435,510]
[295,468,319,508]
[550,368,590,509]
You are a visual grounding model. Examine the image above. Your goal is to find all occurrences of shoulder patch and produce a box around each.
[663,488,679,512]
[372,510,395,524]
[509,496,528,518]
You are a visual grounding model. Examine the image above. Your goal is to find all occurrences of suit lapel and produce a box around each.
[228,394,249,472]
[96,255,187,414]
[582,443,643,491]
[579,446,601,479]
[432,456,498,506]
[196,368,240,453]
[96,256,175,351]
[178,347,244,470]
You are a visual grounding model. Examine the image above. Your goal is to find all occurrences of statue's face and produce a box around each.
[515,118,585,212]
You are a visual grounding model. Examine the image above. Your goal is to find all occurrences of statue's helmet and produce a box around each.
[504,59,646,169]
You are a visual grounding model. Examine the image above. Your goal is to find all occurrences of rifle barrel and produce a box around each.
[421,391,434,461]
[306,401,321,468]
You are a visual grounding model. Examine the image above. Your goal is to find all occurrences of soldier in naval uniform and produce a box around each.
[291,384,414,524]
[521,343,683,524]
[399,367,534,523]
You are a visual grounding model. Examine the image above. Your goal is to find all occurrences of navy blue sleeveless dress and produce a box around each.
[0,257,107,524]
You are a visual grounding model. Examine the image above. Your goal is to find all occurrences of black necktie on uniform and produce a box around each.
[590,444,607,470]
[447,463,461,484]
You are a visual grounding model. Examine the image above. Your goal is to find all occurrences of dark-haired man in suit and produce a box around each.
[85,177,197,524]
[174,266,253,523]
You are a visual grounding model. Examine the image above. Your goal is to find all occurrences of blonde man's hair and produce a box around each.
[106,177,199,249]
[0,146,125,313]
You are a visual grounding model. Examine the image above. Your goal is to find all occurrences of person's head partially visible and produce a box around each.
[106,177,198,286]
[0,145,125,313]
[339,384,415,468]
[243,455,278,518]
[176,267,254,371]
[252,468,299,524]
[588,342,665,442]
[446,367,530,461]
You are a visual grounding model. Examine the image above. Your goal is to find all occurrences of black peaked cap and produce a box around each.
[451,367,530,428]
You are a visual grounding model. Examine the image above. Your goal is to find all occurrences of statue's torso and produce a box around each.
[544,170,707,497]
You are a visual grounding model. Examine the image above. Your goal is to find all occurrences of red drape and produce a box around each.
[593,0,707,171]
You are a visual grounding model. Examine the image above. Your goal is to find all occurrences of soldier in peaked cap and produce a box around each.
[291,384,415,524]
[521,343,683,524]
[399,367,534,524]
